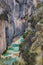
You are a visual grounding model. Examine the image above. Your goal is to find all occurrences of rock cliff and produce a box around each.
[0,0,37,49]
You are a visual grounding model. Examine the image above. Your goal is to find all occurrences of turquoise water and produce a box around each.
[19,36,24,43]
[3,52,10,56]
[0,36,24,65]
[8,47,19,51]
[0,28,29,65]
[0,57,18,65]
[7,50,20,53]
[11,44,20,47]
[3,57,18,65]
[0,44,19,65]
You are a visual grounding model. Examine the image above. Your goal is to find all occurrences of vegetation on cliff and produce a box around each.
[14,2,43,65]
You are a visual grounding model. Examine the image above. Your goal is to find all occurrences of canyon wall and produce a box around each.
[0,0,38,49]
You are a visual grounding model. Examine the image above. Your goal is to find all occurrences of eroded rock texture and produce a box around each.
[0,0,37,48]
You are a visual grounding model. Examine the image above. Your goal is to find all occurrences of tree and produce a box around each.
[19,43,37,65]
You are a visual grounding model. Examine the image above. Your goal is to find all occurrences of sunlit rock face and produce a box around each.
[0,20,6,54]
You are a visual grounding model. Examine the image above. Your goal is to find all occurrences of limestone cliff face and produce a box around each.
[0,0,36,35]
[0,0,37,47]
[14,0,34,36]
[14,0,32,18]
[14,0,38,36]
